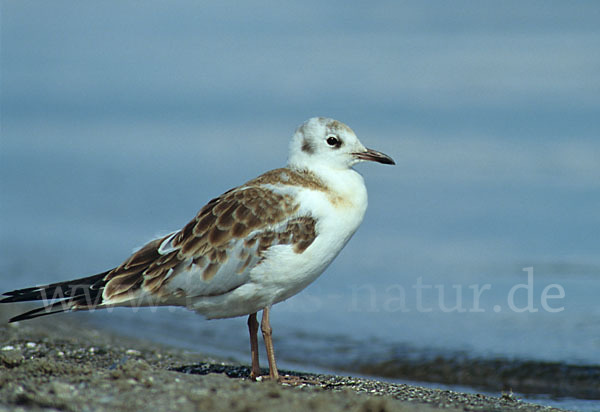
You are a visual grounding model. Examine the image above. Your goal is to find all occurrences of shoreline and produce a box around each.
[1,306,567,412]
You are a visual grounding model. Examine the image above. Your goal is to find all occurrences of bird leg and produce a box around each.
[260,306,280,381]
[247,312,261,380]
[251,307,316,385]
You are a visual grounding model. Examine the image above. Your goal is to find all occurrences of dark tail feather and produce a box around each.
[8,301,78,322]
[1,271,110,322]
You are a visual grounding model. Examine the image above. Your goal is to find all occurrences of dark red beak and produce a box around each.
[353,148,395,165]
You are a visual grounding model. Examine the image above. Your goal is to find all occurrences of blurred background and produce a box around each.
[1,1,599,410]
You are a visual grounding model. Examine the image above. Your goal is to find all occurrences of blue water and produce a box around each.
[2,1,599,410]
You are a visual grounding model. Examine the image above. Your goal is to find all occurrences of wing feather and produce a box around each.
[101,168,323,304]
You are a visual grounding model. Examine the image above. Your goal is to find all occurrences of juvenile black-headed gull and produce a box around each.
[1,117,394,381]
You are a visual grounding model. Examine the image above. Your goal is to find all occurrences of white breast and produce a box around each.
[246,169,368,305]
[187,168,368,319]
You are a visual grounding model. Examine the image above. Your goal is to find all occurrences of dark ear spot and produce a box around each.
[301,138,315,154]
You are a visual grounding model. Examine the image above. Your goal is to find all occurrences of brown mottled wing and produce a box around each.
[102,172,319,303]
[102,234,179,301]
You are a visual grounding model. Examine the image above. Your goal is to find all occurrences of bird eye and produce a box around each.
[326,135,341,147]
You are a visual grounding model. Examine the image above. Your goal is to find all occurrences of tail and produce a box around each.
[1,271,110,322]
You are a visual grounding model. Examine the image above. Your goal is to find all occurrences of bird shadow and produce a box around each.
[169,362,326,385]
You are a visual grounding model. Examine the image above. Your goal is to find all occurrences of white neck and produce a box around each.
[293,163,368,214]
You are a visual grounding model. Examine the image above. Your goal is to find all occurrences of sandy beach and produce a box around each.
[0,305,566,412]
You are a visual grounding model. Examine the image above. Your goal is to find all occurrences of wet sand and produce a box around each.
[0,306,565,412]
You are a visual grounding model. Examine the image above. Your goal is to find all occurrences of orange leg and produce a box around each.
[261,306,280,381]
[247,312,261,380]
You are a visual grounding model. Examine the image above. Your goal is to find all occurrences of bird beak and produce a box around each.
[353,148,395,165]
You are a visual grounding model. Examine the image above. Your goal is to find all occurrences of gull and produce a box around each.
[1,117,394,382]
